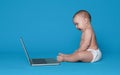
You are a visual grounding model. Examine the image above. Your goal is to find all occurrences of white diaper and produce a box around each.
[87,48,102,63]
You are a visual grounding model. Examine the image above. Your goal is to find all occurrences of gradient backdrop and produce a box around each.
[0,0,120,75]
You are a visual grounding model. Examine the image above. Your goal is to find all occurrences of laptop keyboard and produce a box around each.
[32,59,47,64]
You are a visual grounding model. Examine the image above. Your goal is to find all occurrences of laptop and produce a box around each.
[20,37,60,66]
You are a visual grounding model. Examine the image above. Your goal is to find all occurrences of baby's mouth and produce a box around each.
[78,28,81,30]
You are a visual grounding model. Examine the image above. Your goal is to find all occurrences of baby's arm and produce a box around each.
[77,29,92,51]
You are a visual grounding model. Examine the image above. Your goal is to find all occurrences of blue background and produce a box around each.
[0,0,120,75]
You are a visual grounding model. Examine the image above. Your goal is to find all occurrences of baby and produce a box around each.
[57,10,102,63]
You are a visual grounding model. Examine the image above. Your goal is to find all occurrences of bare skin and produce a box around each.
[57,13,98,62]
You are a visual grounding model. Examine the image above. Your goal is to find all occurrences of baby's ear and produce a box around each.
[84,18,89,24]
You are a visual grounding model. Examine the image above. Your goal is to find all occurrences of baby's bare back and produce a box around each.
[81,28,98,50]
[89,30,98,50]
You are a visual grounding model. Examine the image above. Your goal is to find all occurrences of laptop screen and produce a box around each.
[20,37,31,65]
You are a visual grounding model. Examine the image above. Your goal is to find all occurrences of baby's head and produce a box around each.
[73,10,91,31]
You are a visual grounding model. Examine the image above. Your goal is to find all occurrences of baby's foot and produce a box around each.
[58,53,69,57]
[57,55,63,62]
[58,53,65,56]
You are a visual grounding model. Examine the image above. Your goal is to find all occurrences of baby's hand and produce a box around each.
[57,55,63,62]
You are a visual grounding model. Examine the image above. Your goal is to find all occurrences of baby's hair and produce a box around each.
[73,10,91,22]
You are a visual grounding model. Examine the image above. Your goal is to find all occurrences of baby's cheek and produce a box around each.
[78,25,81,28]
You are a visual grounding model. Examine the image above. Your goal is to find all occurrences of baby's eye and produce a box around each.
[75,23,78,25]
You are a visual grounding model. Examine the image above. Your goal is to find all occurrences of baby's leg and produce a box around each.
[57,51,93,62]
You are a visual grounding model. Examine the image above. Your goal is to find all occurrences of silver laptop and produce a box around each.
[20,37,60,66]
